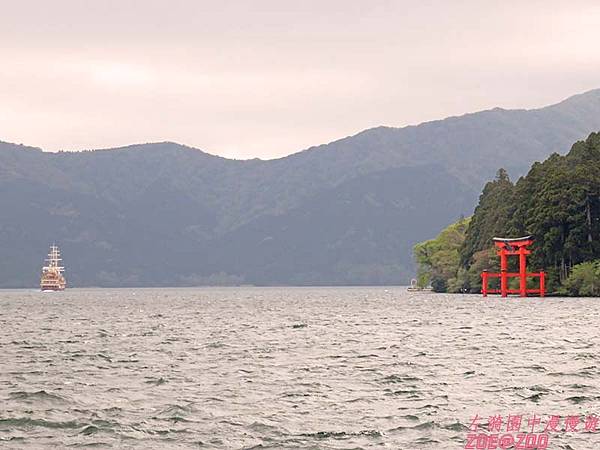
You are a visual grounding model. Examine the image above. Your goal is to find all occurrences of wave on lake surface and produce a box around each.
[1,287,600,449]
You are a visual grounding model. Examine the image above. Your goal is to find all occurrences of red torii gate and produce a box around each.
[481,236,545,298]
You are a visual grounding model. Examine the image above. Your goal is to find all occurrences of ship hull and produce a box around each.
[41,286,66,292]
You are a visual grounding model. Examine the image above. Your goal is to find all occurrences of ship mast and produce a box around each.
[43,244,64,274]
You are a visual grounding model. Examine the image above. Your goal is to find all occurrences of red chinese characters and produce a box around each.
[466,414,599,449]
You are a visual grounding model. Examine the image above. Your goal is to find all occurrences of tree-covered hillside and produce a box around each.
[2,89,600,287]
[418,132,600,294]
[414,217,472,292]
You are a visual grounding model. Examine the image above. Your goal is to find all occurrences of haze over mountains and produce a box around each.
[1,89,600,287]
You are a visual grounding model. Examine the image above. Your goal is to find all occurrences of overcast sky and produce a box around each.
[1,0,600,159]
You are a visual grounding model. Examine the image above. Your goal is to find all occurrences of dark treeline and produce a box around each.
[417,132,600,295]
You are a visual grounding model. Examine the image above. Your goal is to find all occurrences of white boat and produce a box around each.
[40,244,67,291]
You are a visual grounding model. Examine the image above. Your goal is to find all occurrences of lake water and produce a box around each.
[1,287,600,449]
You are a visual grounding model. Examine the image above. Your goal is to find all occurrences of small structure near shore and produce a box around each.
[481,236,545,298]
[407,278,433,292]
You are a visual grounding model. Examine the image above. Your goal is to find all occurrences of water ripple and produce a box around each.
[2,288,600,448]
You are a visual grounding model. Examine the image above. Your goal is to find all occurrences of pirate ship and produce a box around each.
[40,244,67,291]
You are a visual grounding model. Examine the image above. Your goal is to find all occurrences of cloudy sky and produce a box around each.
[1,0,600,159]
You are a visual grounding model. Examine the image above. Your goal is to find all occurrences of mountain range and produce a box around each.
[2,88,600,287]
